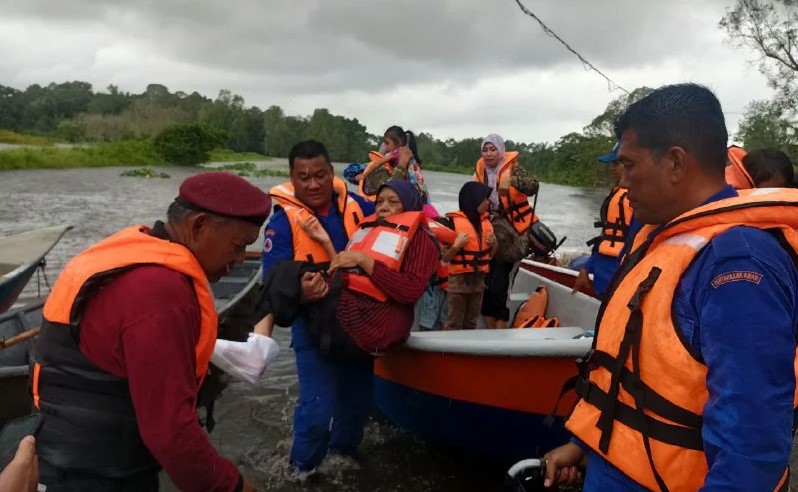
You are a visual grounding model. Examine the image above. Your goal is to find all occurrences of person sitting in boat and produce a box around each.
[572,141,633,299]
[254,179,439,355]
[544,83,798,491]
[356,126,430,205]
[443,182,496,330]
[417,214,460,331]
[32,172,267,492]
[474,134,540,329]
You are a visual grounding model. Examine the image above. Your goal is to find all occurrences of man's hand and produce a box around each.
[299,271,329,303]
[498,177,512,195]
[571,268,593,295]
[396,146,413,169]
[542,442,587,488]
[0,435,39,492]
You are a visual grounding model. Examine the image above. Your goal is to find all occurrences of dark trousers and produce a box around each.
[39,460,159,492]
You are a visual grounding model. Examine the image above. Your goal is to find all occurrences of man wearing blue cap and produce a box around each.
[572,141,633,298]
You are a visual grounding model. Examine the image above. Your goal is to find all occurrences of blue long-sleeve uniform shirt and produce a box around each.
[580,186,798,491]
[260,190,374,345]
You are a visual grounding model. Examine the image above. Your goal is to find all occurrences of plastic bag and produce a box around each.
[211,333,280,384]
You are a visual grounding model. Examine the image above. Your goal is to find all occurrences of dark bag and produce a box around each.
[491,215,527,264]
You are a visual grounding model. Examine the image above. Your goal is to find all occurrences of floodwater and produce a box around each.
[0,162,607,491]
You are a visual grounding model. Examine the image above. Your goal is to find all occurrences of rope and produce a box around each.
[514,0,630,94]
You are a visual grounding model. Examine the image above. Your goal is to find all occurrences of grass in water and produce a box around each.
[121,167,171,178]
[208,149,272,162]
[216,162,288,178]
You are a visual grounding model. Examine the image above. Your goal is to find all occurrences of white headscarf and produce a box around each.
[481,134,506,210]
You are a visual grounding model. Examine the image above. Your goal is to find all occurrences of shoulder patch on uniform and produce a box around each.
[711,271,763,289]
[264,228,276,237]
[263,237,273,253]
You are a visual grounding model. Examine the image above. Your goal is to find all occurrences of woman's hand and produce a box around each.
[355,173,365,182]
[0,435,38,492]
[454,232,470,249]
[486,232,497,248]
[300,214,332,245]
[328,250,374,275]
[498,177,512,195]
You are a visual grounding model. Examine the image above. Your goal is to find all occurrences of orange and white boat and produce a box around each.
[373,261,599,465]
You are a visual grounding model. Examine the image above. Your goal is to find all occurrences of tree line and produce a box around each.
[1,0,796,186]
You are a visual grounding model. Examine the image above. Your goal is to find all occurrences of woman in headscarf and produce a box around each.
[441,182,496,330]
[473,134,540,329]
[243,179,439,361]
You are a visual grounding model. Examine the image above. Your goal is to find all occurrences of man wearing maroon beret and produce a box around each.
[33,172,267,492]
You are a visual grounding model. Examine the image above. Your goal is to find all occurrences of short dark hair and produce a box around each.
[614,83,728,174]
[166,200,226,226]
[742,148,795,187]
[288,140,331,172]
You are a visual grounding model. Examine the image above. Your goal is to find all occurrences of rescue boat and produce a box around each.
[373,259,599,465]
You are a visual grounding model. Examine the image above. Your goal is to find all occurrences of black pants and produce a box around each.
[38,460,159,492]
[480,259,516,321]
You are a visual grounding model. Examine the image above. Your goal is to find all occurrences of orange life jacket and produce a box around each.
[269,177,365,263]
[725,145,755,190]
[586,186,633,258]
[512,284,549,328]
[474,151,539,234]
[35,225,218,400]
[358,150,393,199]
[567,188,798,492]
[343,211,426,302]
[446,211,493,275]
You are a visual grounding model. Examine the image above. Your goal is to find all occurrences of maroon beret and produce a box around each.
[177,172,271,226]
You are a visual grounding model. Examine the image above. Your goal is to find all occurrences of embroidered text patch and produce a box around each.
[711,271,763,289]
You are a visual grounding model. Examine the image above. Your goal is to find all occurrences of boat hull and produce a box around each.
[374,348,580,465]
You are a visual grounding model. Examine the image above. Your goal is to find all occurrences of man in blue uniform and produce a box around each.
[544,84,798,491]
[261,140,375,473]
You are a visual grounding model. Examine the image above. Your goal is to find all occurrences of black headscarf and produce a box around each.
[378,179,423,212]
[458,182,492,235]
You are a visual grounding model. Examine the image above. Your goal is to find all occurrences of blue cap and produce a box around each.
[598,141,620,163]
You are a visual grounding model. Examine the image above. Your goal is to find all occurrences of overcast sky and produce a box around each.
[0,0,773,144]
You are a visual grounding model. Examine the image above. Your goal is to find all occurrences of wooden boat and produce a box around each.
[373,265,599,466]
[0,251,262,427]
[0,225,73,314]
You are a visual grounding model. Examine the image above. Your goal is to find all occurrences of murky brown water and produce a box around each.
[17,163,777,491]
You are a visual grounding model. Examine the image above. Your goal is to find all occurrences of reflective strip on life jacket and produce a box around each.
[269,178,365,263]
[343,211,426,301]
[446,211,493,275]
[567,188,798,492]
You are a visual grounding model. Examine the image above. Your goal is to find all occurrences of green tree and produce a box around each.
[583,87,654,137]
[153,123,228,166]
[736,99,798,161]
[720,0,798,107]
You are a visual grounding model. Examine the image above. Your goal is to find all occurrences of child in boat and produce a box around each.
[442,182,496,330]
[357,126,431,205]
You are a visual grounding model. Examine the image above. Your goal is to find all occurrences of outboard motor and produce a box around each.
[503,459,555,492]
[527,221,566,265]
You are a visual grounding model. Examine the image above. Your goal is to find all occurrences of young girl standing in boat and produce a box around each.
[357,126,430,205]
[442,182,496,330]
